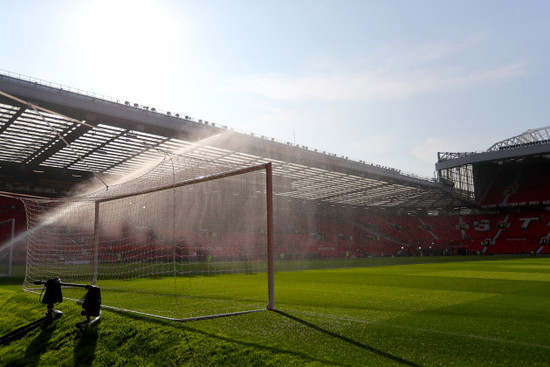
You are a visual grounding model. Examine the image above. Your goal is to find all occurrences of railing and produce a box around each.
[437,151,480,162]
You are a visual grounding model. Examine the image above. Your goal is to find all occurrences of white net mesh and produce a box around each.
[22,154,270,320]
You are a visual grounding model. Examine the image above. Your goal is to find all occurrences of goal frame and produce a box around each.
[0,218,15,277]
[89,162,275,319]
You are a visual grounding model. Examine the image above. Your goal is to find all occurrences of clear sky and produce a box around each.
[2,0,550,178]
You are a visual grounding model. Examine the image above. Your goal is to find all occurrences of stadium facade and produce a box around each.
[436,126,550,208]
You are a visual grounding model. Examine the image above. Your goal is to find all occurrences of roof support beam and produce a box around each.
[24,122,93,167]
[0,106,26,135]
[101,135,171,173]
[62,128,128,170]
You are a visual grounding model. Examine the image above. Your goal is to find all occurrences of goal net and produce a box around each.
[22,154,274,321]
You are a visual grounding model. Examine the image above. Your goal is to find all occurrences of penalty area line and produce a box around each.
[278,309,550,350]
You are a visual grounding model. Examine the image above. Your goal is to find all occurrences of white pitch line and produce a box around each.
[279,310,550,350]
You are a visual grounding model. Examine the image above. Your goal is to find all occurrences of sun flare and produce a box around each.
[73,0,181,96]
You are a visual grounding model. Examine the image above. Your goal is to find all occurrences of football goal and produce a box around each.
[22,155,274,321]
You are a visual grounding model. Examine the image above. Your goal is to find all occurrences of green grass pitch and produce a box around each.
[1,256,549,366]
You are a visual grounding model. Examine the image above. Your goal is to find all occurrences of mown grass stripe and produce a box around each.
[280,309,550,350]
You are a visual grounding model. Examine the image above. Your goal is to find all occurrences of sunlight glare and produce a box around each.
[73,0,181,98]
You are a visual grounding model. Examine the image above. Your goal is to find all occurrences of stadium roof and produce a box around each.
[436,126,550,171]
[0,71,473,210]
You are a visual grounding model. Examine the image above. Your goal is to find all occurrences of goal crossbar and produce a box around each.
[96,163,272,204]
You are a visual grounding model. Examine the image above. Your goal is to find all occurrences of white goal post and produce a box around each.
[0,218,15,277]
[23,157,274,321]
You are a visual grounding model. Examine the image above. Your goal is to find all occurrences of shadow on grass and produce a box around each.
[20,322,56,367]
[73,323,99,367]
[273,310,421,367]
[105,308,344,366]
[0,276,25,286]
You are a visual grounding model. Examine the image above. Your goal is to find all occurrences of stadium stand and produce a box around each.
[2,194,549,262]
[1,72,550,260]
